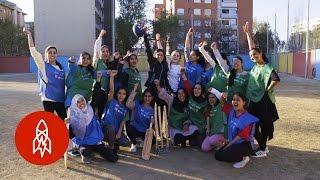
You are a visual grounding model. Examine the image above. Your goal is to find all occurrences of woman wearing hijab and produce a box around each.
[154,80,197,147]
[65,52,94,108]
[69,94,118,163]
[182,72,207,147]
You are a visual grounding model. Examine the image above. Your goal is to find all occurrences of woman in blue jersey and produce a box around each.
[180,28,205,88]
[68,94,118,163]
[215,93,259,168]
[24,28,67,120]
[99,70,130,151]
[126,85,155,152]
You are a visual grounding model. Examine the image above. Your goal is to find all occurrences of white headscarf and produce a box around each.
[70,94,94,139]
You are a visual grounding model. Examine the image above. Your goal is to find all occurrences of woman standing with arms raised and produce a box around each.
[243,22,280,157]
[24,28,67,120]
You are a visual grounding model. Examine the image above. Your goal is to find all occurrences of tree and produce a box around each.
[209,21,237,54]
[288,24,320,52]
[252,21,284,54]
[153,11,179,53]
[116,0,146,53]
[0,19,29,56]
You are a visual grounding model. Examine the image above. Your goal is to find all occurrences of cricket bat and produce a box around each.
[142,121,154,160]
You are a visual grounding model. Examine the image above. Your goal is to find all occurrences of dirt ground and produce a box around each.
[0,73,319,180]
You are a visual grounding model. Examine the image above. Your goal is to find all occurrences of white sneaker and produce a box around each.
[233,156,250,168]
[130,144,137,152]
[251,150,267,158]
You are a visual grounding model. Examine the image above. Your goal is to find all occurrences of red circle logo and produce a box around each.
[15,111,69,165]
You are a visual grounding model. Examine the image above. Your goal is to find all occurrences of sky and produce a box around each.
[9,0,320,41]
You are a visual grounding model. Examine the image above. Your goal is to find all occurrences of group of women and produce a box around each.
[23,21,280,168]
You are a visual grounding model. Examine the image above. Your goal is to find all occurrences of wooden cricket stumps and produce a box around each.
[154,103,170,153]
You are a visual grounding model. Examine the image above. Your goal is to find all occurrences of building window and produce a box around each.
[205,0,212,3]
[194,9,201,15]
[178,32,185,38]
[221,20,229,26]
[204,9,211,16]
[204,19,211,27]
[179,20,185,26]
[222,9,229,14]
[177,8,184,15]
[204,33,211,38]
[194,0,201,3]
[193,20,201,27]
[194,32,201,38]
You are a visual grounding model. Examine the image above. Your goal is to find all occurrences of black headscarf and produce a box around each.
[172,88,189,113]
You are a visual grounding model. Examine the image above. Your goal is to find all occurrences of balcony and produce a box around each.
[220,13,237,19]
[220,2,237,8]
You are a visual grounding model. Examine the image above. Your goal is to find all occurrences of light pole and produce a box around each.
[305,0,310,78]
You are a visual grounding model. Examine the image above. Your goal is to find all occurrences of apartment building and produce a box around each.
[0,0,26,27]
[34,0,108,56]
[154,0,253,54]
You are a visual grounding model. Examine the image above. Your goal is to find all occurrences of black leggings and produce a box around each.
[215,142,253,162]
[80,144,118,163]
[174,130,206,147]
[126,124,146,145]
[43,101,67,120]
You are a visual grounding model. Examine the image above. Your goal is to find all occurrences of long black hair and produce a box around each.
[140,88,156,107]
[114,86,128,103]
[228,56,243,87]
[193,49,206,69]
[250,47,269,63]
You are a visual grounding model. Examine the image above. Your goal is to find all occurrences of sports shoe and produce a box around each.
[233,156,250,168]
[251,149,267,158]
[68,149,80,157]
[130,144,137,152]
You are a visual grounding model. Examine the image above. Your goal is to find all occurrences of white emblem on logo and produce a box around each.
[32,119,52,158]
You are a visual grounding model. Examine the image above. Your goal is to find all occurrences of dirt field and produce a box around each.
[0,73,319,180]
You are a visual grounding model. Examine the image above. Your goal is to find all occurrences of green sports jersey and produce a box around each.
[168,107,189,130]
[247,64,276,103]
[96,59,109,91]
[206,66,228,92]
[188,97,207,134]
[227,71,249,102]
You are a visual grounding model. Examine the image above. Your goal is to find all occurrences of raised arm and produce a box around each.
[23,27,45,74]
[243,22,255,50]
[107,70,117,101]
[93,29,106,69]
[198,42,216,69]
[126,84,138,110]
[210,42,229,75]
[184,28,193,63]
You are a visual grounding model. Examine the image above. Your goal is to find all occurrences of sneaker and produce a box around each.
[251,150,267,158]
[81,155,91,164]
[68,149,80,157]
[233,156,250,168]
[130,144,137,152]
